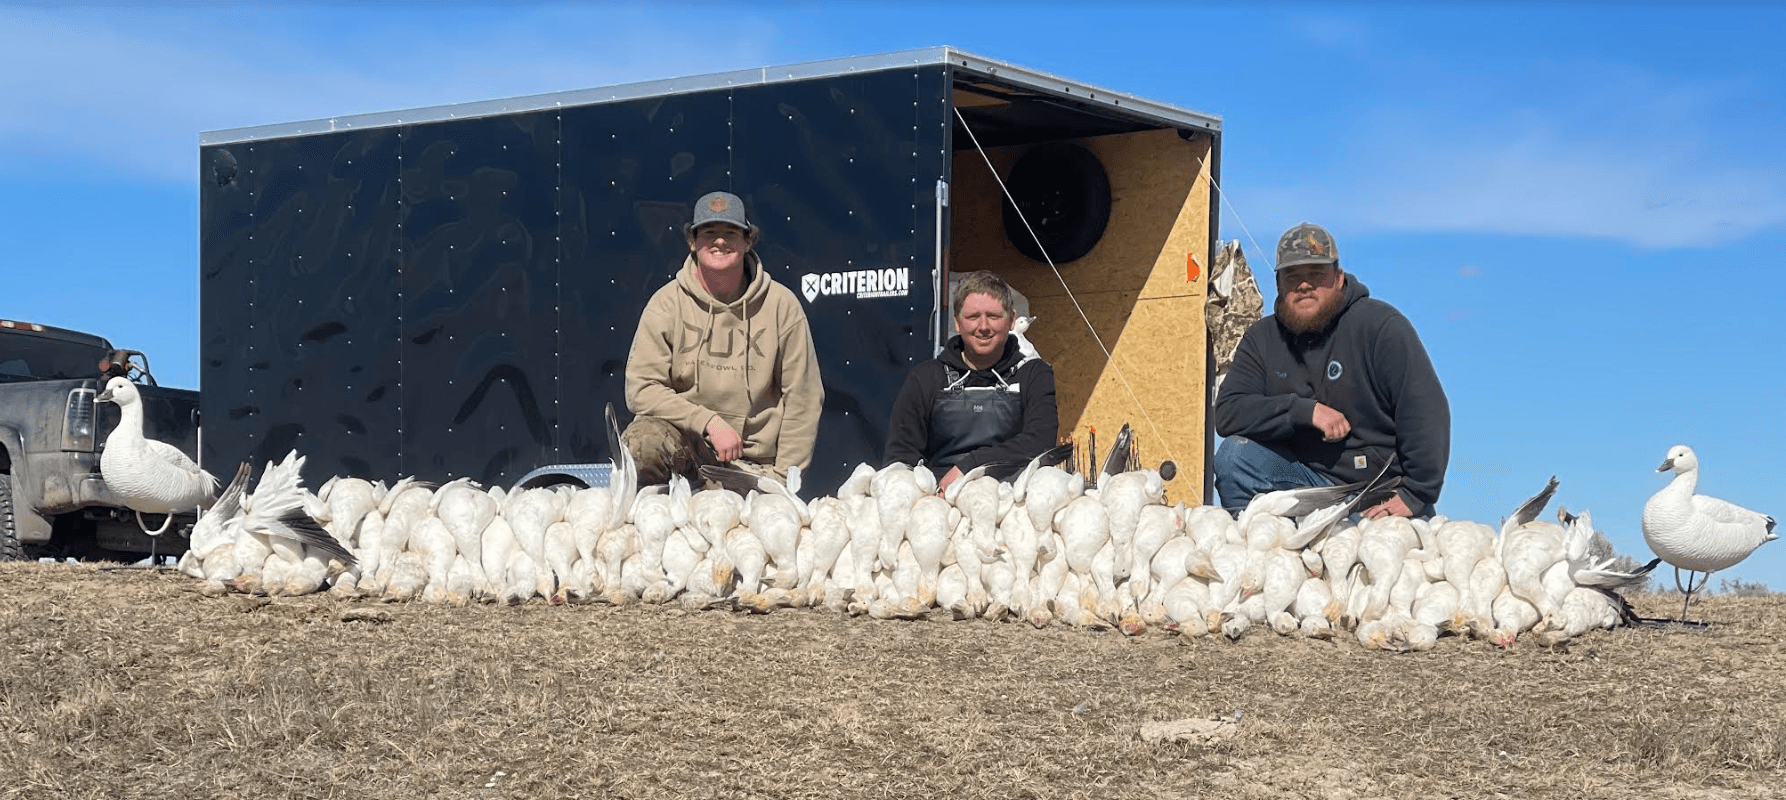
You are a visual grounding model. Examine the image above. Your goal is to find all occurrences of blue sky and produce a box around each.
[2,2,1782,588]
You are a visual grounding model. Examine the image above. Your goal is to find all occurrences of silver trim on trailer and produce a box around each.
[201,46,1222,145]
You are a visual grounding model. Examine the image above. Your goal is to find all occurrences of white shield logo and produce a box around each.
[801,274,820,302]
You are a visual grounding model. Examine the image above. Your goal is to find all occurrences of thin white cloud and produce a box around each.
[1234,59,1786,249]
[1287,15,1372,54]
[0,6,779,182]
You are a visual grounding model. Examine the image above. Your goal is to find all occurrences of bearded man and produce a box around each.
[1211,222,1450,519]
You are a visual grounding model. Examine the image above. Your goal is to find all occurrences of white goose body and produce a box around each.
[1642,445,1776,574]
[801,496,852,595]
[96,377,216,518]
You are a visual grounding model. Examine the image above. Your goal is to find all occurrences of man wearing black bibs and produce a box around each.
[883,270,1060,494]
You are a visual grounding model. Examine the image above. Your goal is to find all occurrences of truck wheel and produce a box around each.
[0,476,23,562]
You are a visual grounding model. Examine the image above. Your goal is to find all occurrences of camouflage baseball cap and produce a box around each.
[687,191,753,233]
[1275,222,1339,271]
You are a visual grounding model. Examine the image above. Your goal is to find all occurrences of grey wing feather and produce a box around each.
[211,462,253,522]
[1098,424,1134,483]
[261,510,355,566]
[1275,481,1369,518]
[1503,475,1559,537]
[1573,556,1661,589]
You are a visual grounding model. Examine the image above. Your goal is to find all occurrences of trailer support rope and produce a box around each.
[951,106,1183,473]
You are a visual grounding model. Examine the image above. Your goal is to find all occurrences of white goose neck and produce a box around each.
[112,398,145,442]
[1663,467,1698,498]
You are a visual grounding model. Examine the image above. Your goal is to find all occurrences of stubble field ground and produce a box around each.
[2,561,1782,800]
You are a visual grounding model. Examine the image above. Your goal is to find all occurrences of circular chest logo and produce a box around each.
[1326,360,1343,380]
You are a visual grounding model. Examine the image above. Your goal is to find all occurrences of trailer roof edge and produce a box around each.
[200,46,1221,146]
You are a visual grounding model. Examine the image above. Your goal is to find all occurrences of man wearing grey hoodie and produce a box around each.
[622,191,825,485]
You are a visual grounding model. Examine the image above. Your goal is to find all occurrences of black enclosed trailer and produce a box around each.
[199,47,1222,497]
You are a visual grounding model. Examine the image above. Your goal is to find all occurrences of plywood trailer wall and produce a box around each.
[948,126,1214,500]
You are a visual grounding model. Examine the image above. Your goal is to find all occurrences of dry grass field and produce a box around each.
[3,561,1784,800]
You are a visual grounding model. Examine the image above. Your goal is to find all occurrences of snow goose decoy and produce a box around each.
[1642,445,1777,621]
[1011,314,1041,363]
[95,376,218,546]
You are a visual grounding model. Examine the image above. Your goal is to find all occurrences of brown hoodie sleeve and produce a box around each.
[772,304,825,474]
[625,286,718,435]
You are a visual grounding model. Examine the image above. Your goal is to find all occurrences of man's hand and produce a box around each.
[1364,493,1413,520]
[1312,402,1351,443]
[705,416,744,462]
[935,465,964,495]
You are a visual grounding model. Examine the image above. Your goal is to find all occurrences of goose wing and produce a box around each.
[1246,480,1369,524]
[698,464,810,523]
[1689,495,1775,532]
[1573,556,1661,589]
[1283,475,1402,550]
[145,439,215,486]
[1502,476,1559,538]
[249,510,356,566]
[1097,424,1134,485]
[210,462,253,522]
[940,463,993,505]
[246,451,310,521]
[1012,442,1074,502]
[605,404,637,530]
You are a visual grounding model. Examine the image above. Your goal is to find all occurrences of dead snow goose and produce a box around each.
[412,516,458,604]
[800,496,853,604]
[871,462,927,571]
[905,494,958,608]
[232,451,352,594]
[844,493,883,603]
[724,523,771,607]
[945,467,1000,615]
[1126,502,1183,607]
[433,478,495,598]
[1642,444,1777,620]
[504,487,564,568]
[545,519,586,603]
[1099,468,1164,582]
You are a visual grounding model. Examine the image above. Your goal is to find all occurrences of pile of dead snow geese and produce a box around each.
[161,413,1740,652]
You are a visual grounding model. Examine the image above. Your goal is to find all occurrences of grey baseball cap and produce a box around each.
[1275,222,1339,270]
[687,191,753,233]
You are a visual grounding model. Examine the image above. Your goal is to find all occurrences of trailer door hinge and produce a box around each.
[935,179,949,207]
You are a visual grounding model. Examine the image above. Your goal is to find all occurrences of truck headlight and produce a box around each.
[64,387,96,451]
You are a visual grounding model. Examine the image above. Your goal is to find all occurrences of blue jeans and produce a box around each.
[1212,436,1331,513]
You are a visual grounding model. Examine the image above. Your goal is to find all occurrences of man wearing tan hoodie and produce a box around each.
[622,191,825,485]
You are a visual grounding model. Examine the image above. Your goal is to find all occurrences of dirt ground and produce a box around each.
[3,561,1784,800]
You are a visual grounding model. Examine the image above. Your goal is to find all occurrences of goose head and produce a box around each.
[95,376,140,406]
[1657,445,1697,474]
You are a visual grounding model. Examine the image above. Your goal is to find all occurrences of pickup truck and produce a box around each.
[0,319,203,561]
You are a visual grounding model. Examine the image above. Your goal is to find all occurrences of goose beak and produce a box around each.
[1656,457,1674,472]
[96,388,114,403]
